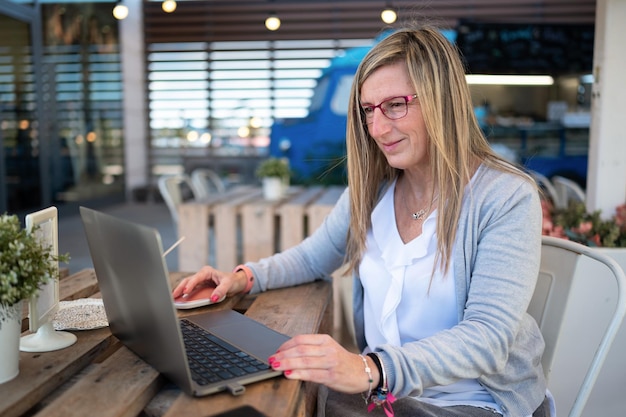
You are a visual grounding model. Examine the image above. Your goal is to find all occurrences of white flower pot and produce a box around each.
[0,300,23,384]
[262,177,284,200]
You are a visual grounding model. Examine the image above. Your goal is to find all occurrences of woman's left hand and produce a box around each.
[268,334,378,394]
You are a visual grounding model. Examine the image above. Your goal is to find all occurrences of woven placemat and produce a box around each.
[53,298,109,331]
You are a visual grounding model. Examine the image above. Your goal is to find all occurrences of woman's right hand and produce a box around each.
[172,265,248,302]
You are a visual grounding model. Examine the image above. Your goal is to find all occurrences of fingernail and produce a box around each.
[210,294,219,302]
[268,356,275,365]
[182,293,189,299]
[284,370,292,376]
[271,361,281,368]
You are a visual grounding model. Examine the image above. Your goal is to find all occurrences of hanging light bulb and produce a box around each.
[265,14,281,31]
[112,2,129,20]
[381,7,397,24]
[162,0,177,13]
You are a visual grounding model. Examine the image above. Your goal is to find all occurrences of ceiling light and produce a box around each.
[112,2,129,20]
[265,15,281,31]
[162,0,177,13]
[465,74,554,86]
[381,7,397,24]
[238,126,251,138]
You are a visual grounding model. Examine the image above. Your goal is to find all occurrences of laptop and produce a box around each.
[79,206,290,397]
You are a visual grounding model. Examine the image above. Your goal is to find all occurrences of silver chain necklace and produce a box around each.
[411,208,428,221]
[401,185,438,221]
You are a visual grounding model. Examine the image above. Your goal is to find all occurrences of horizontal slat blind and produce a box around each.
[146,37,371,153]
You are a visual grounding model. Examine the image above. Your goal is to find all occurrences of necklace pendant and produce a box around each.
[411,208,426,220]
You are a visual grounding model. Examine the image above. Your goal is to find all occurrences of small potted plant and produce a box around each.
[541,200,626,248]
[256,157,291,200]
[0,213,69,383]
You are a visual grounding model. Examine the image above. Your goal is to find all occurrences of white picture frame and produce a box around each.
[20,206,76,352]
[26,206,59,331]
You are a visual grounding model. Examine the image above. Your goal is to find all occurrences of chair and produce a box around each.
[529,170,560,208]
[191,168,226,199]
[528,236,626,417]
[552,176,586,209]
[157,174,197,225]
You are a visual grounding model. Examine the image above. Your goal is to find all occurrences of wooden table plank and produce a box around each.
[31,347,164,417]
[240,186,306,264]
[0,327,117,417]
[162,281,332,417]
[278,186,325,251]
[59,269,99,301]
[213,189,263,270]
[178,186,257,271]
[306,186,345,231]
[241,198,278,263]
[178,202,210,271]
[240,186,299,263]
[246,280,332,336]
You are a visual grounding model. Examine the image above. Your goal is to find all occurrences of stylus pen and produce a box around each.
[162,236,185,258]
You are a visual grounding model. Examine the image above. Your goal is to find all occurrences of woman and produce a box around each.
[173,26,549,417]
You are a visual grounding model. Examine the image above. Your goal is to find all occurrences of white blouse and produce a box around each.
[359,179,502,413]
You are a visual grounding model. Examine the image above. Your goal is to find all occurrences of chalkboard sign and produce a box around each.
[456,22,594,75]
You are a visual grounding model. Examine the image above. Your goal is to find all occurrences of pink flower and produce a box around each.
[542,218,553,234]
[540,200,554,218]
[548,225,567,239]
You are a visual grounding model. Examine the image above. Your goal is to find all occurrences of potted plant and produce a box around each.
[541,199,626,248]
[541,198,626,290]
[541,197,626,274]
[256,157,291,200]
[0,213,69,383]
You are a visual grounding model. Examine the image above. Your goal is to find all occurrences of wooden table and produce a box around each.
[1,269,333,417]
[177,185,346,272]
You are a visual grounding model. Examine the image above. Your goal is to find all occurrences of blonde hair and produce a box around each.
[345,26,528,274]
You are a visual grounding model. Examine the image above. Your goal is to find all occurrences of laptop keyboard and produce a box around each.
[180,319,271,386]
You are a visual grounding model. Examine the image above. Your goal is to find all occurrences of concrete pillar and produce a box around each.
[587,0,626,216]
[119,0,148,201]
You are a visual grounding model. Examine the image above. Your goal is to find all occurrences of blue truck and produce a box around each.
[268,44,371,185]
[269,31,588,187]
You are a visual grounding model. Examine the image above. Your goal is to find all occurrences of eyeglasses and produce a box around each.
[361,94,417,123]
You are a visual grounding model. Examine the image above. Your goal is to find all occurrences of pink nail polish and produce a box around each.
[268,356,275,365]
[271,361,281,368]
[284,370,292,376]
[210,294,219,302]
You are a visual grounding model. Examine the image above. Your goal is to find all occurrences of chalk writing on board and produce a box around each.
[456,22,594,75]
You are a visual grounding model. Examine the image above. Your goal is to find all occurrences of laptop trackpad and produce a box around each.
[190,310,290,361]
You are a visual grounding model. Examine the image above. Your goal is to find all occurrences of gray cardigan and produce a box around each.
[246,165,546,417]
